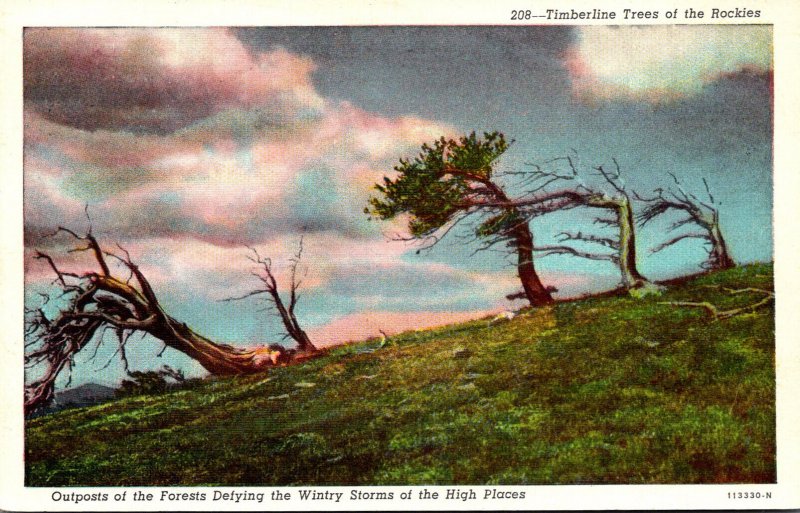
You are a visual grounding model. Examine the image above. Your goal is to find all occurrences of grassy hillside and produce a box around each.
[25,264,775,485]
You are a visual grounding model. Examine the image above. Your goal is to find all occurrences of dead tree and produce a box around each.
[637,174,735,271]
[24,228,282,414]
[224,239,317,354]
[514,156,655,290]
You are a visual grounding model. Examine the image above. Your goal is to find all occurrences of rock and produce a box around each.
[488,310,516,325]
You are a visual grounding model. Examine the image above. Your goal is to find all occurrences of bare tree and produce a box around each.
[24,228,283,414]
[637,174,735,271]
[514,156,655,291]
[224,238,317,354]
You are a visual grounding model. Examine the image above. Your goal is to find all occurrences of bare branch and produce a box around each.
[534,244,618,263]
[226,240,317,353]
[660,301,721,319]
[650,233,711,254]
[221,289,270,302]
[593,216,619,227]
[85,233,110,276]
[557,231,620,250]
[593,160,626,195]
[288,236,305,314]
[702,177,716,205]
[33,251,79,286]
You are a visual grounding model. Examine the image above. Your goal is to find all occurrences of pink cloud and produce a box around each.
[25,99,452,247]
[25,112,205,173]
[308,309,503,347]
[24,28,321,133]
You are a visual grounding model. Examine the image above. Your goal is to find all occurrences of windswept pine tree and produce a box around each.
[366,132,555,307]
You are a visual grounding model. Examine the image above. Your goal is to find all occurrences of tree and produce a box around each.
[365,132,555,306]
[24,227,290,414]
[115,365,190,397]
[637,174,735,271]
[224,239,317,354]
[515,155,656,291]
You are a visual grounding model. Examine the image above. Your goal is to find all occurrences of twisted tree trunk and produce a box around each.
[441,166,555,307]
[611,197,649,288]
[25,229,289,414]
[708,218,735,271]
[512,222,556,305]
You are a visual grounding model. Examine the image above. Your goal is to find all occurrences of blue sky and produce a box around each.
[23,26,773,388]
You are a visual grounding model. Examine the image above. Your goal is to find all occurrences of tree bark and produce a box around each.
[445,167,555,307]
[616,198,649,288]
[512,222,556,306]
[148,312,281,375]
[83,273,281,375]
[708,221,735,270]
[581,195,652,289]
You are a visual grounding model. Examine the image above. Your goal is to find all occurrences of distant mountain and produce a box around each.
[28,383,117,418]
[55,383,117,408]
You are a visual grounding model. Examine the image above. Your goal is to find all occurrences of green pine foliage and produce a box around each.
[366,132,511,238]
[25,264,774,485]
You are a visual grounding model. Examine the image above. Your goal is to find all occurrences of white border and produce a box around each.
[1,0,798,510]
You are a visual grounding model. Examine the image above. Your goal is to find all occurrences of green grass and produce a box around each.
[25,263,775,485]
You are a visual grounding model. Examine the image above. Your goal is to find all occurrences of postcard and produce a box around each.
[1,0,798,510]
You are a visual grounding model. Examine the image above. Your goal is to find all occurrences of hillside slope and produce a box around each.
[25,264,775,485]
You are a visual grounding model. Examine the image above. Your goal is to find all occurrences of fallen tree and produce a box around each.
[659,286,773,320]
[24,227,298,414]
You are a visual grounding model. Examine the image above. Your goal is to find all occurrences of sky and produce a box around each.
[23,26,773,387]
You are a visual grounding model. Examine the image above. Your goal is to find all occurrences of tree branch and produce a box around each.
[33,251,80,286]
[225,240,317,353]
[557,231,620,250]
[534,244,618,263]
[650,233,711,254]
[659,288,773,320]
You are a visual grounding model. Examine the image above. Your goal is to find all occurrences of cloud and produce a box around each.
[24,28,322,133]
[307,309,502,347]
[24,104,449,247]
[23,30,453,249]
[565,25,772,102]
